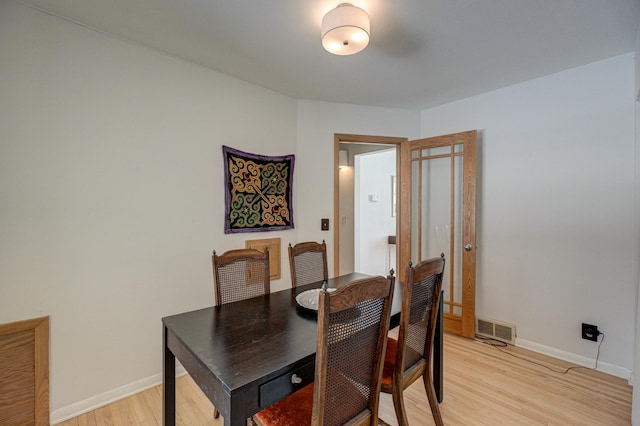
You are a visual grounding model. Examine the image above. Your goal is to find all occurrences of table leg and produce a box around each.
[224,399,252,426]
[163,325,176,426]
[433,291,443,403]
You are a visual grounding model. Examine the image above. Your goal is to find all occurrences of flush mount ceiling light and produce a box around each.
[321,3,370,55]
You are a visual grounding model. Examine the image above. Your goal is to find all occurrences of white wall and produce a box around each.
[634,99,640,425]
[296,101,420,275]
[420,54,636,378]
[632,24,640,426]
[355,150,397,276]
[338,160,355,275]
[0,2,298,421]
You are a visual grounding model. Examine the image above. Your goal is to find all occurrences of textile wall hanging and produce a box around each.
[222,145,295,233]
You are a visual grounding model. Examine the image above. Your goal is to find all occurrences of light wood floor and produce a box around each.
[57,333,631,425]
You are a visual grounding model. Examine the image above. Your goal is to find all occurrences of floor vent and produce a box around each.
[476,316,516,344]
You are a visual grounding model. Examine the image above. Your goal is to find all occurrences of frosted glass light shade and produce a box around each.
[321,3,370,55]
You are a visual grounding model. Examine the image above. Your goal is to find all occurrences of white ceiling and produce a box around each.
[18,0,640,110]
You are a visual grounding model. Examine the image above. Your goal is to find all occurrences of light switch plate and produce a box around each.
[321,218,329,231]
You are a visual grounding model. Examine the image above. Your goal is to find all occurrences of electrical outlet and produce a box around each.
[581,323,599,342]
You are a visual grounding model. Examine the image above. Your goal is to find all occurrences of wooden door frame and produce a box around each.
[333,134,408,281]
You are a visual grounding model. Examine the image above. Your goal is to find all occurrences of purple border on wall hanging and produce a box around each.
[222,145,295,234]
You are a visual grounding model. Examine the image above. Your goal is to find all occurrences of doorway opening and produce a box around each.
[333,134,406,278]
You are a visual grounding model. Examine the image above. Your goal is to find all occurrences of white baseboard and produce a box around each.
[50,365,187,425]
[516,338,632,382]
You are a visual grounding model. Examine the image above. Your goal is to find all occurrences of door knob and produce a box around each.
[464,244,473,251]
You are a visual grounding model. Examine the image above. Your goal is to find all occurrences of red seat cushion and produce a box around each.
[254,383,314,426]
[382,336,398,386]
[255,368,373,425]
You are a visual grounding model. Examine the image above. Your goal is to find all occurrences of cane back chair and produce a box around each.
[211,247,270,420]
[254,274,395,426]
[381,254,445,426]
[212,248,270,306]
[288,240,328,287]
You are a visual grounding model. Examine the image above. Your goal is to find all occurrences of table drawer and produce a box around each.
[259,360,315,408]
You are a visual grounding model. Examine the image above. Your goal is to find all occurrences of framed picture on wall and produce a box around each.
[222,146,295,234]
[245,237,281,280]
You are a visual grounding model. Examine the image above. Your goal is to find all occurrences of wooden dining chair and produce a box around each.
[254,274,395,426]
[212,248,270,306]
[288,240,328,287]
[381,254,445,426]
[211,247,270,421]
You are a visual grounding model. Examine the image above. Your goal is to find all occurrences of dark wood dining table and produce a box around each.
[162,272,443,426]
